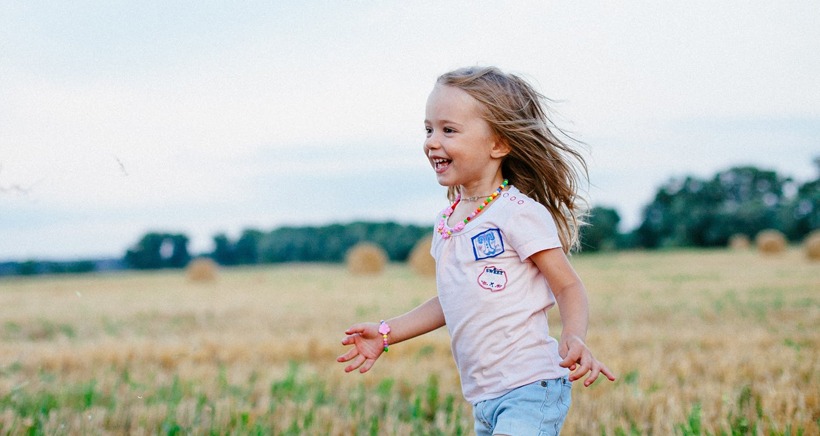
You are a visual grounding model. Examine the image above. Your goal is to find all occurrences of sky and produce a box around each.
[1,1,818,261]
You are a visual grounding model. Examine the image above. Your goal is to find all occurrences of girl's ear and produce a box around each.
[491,137,511,159]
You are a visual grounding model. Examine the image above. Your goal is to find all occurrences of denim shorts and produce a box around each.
[473,377,572,436]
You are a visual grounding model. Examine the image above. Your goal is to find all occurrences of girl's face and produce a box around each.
[423,84,509,193]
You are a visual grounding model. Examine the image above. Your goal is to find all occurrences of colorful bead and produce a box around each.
[437,179,508,239]
[379,320,391,352]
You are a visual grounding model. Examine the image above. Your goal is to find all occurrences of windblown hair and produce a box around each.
[437,66,588,253]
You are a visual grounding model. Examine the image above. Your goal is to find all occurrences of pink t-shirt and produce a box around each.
[430,186,570,404]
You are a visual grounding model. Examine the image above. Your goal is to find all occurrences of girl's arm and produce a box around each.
[530,248,616,386]
[337,296,445,373]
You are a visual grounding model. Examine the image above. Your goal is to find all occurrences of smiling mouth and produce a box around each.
[433,158,452,172]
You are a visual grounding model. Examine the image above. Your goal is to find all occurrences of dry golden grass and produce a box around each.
[568,248,819,434]
[0,249,818,434]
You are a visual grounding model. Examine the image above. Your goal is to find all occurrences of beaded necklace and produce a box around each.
[437,179,509,239]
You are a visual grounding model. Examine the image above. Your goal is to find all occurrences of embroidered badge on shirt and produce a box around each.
[477,265,507,292]
[471,228,505,260]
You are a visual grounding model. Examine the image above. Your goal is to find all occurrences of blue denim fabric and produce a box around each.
[473,377,572,436]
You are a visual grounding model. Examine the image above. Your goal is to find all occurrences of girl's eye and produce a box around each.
[443,127,455,134]
[425,127,432,135]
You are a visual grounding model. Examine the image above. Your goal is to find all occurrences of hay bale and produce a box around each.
[804,230,820,261]
[346,242,387,275]
[408,237,436,277]
[728,234,751,250]
[755,229,787,255]
[186,257,219,282]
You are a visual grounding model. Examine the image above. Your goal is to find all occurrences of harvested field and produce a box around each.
[1,249,817,434]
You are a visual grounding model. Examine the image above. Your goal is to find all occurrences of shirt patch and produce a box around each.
[471,228,505,260]
[477,265,507,292]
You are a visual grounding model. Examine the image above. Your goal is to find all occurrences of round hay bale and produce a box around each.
[804,230,820,261]
[408,237,436,277]
[186,257,218,282]
[728,234,751,250]
[346,242,387,275]
[755,229,787,255]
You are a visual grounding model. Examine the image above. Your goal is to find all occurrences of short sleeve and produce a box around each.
[503,200,563,261]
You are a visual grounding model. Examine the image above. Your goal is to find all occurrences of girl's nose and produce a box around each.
[424,135,440,151]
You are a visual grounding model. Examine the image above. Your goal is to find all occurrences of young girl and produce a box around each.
[337,66,615,435]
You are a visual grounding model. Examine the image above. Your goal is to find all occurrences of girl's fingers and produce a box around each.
[600,364,617,381]
[359,358,375,374]
[569,360,591,382]
[580,361,617,387]
[583,367,600,387]
[558,348,580,369]
[344,354,366,373]
[336,346,358,363]
[345,323,370,336]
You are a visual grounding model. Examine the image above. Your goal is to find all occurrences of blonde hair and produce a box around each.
[437,66,588,253]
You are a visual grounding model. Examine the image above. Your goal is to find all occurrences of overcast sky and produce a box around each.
[2,1,818,261]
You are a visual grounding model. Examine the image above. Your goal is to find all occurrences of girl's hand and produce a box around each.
[337,322,385,373]
[559,335,616,387]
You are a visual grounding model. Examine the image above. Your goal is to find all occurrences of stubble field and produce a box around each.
[1,248,818,435]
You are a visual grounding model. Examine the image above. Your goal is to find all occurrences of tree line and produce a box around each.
[583,162,819,252]
[2,162,816,276]
[122,222,431,270]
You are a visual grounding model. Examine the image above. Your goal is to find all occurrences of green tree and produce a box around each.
[234,229,263,264]
[17,260,38,276]
[124,232,191,269]
[637,166,795,248]
[255,221,429,263]
[167,234,190,268]
[581,206,621,252]
[782,157,819,239]
[124,233,166,269]
[211,233,234,265]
